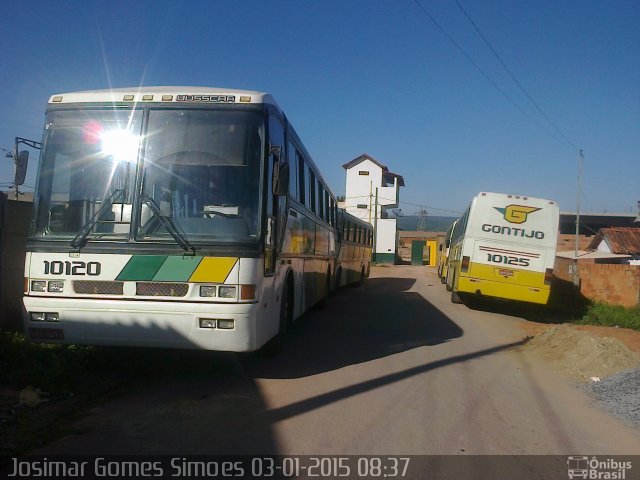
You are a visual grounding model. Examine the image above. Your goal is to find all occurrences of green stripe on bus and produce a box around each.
[116,255,168,281]
[153,256,203,282]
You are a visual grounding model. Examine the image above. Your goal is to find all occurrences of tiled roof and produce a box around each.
[587,227,640,255]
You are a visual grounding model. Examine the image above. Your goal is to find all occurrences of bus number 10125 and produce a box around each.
[486,254,530,267]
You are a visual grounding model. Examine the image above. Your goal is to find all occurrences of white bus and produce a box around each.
[336,210,373,288]
[445,192,559,304]
[23,86,369,353]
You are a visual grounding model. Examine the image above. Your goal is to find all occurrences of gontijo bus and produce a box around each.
[445,192,559,304]
[437,218,458,284]
[23,86,370,352]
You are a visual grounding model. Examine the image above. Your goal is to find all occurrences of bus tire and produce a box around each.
[356,266,365,287]
[451,290,463,304]
[263,275,292,356]
[445,269,453,291]
[317,268,330,308]
[334,267,342,291]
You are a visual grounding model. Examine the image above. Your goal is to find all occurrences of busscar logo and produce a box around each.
[494,204,541,224]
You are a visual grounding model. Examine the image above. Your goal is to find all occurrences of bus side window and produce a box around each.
[318,184,324,219]
[298,154,305,206]
[309,170,316,214]
[288,142,298,201]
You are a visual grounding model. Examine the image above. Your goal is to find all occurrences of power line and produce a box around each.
[374,196,463,215]
[454,0,579,152]
[411,0,576,152]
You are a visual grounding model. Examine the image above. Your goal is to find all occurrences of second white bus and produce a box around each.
[445,192,559,305]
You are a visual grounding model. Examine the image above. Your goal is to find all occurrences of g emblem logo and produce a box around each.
[494,205,540,224]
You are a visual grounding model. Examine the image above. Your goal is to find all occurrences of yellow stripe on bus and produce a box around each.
[188,257,238,283]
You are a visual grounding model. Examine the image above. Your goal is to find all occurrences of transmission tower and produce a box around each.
[416,208,428,231]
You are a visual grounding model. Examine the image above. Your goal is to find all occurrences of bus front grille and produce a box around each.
[73,281,124,295]
[136,282,189,297]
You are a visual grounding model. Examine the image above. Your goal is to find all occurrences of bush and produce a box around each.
[0,332,93,394]
[577,303,640,331]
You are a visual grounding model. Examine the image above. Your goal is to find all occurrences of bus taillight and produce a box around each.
[544,268,553,285]
[461,256,470,273]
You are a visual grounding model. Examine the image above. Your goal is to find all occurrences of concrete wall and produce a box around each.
[397,232,444,265]
[374,218,397,263]
[0,194,32,330]
[554,256,640,307]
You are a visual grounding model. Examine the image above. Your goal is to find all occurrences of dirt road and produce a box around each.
[35,265,640,456]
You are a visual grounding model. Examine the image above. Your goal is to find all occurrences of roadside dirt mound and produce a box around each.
[524,323,640,382]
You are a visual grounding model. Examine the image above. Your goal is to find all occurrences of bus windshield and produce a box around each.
[32,108,264,246]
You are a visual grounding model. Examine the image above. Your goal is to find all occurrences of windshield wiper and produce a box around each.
[141,195,197,254]
[70,189,124,249]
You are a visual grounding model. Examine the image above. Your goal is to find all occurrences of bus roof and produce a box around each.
[474,191,558,207]
[47,86,281,110]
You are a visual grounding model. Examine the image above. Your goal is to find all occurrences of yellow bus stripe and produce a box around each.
[188,257,238,283]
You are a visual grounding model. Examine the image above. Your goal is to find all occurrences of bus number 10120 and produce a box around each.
[43,260,102,276]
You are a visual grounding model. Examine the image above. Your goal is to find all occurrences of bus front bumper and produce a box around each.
[23,296,262,352]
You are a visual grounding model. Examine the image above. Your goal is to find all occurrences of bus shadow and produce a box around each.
[461,295,568,324]
[243,276,464,379]
[27,275,464,455]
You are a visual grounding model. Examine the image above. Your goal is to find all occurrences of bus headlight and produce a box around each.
[31,281,47,292]
[217,319,235,330]
[218,286,237,299]
[199,286,217,297]
[199,319,217,329]
[48,281,65,293]
[30,312,46,322]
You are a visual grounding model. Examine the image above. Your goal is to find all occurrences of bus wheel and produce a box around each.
[263,278,292,356]
[334,267,342,292]
[445,269,453,291]
[356,266,365,287]
[451,290,463,304]
[317,269,330,308]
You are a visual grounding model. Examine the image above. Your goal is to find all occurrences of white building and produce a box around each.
[342,154,404,264]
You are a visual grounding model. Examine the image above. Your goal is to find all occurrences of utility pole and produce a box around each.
[368,181,373,224]
[373,187,378,262]
[573,149,584,285]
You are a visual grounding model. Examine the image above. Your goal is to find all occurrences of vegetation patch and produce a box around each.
[0,331,225,455]
[576,303,640,331]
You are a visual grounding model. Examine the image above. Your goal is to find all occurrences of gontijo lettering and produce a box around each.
[481,224,545,239]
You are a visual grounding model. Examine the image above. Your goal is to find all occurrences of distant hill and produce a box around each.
[392,215,457,232]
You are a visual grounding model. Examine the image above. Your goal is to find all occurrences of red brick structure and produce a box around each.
[554,226,640,307]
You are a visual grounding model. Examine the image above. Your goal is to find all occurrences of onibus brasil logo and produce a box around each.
[494,204,541,224]
[567,456,632,479]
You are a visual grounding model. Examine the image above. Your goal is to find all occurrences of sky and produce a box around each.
[0,0,638,216]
